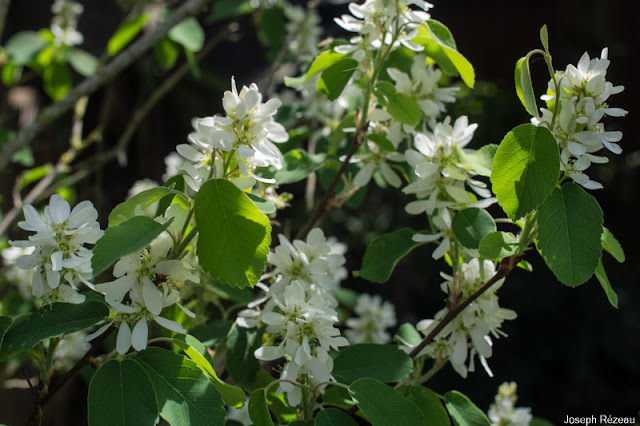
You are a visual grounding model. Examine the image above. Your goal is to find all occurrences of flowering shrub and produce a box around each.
[0,1,629,425]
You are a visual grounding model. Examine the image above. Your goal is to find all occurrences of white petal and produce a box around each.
[154,315,186,334]
[254,345,285,361]
[131,319,149,351]
[116,322,132,354]
[21,205,48,231]
[354,161,375,188]
[49,194,71,224]
[142,278,163,315]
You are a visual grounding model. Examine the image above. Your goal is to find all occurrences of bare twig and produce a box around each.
[0,0,210,170]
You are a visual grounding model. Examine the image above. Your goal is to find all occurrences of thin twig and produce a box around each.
[26,327,114,426]
[409,255,523,358]
[0,0,210,170]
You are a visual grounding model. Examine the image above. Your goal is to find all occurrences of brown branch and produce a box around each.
[295,121,368,240]
[409,255,523,359]
[26,327,114,426]
[0,0,210,170]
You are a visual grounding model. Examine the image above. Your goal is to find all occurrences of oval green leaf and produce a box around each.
[595,259,618,309]
[226,324,263,388]
[354,228,425,284]
[515,55,540,118]
[452,208,496,249]
[108,187,173,226]
[2,299,108,352]
[92,216,172,276]
[66,48,99,77]
[249,389,274,426]
[349,378,425,426]
[407,386,450,426]
[479,231,519,260]
[537,183,603,287]
[108,13,150,56]
[44,62,72,101]
[88,359,158,426]
[602,227,625,263]
[444,391,490,426]
[168,17,205,52]
[195,179,271,288]
[333,344,413,384]
[4,31,47,65]
[317,58,358,101]
[134,347,225,425]
[490,124,559,220]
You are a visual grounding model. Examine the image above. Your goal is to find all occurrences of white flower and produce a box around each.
[10,195,102,304]
[412,259,516,378]
[350,140,405,188]
[50,0,84,46]
[388,55,459,126]
[175,78,288,191]
[346,294,397,344]
[265,228,346,292]
[488,382,533,426]
[533,48,626,190]
[284,5,322,64]
[404,116,494,215]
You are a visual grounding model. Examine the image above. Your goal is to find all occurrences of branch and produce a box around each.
[0,0,210,170]
[26,326,114,426]
[408,255,523,358]
[295,120,368,240]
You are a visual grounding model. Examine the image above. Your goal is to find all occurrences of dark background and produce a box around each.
[1,0,638,424]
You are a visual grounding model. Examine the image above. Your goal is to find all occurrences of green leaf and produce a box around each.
[92,216,172,276]
[195,179,271,288]
[407,387,450,426]
[245,193,276,214]
[207,0,252,23]
[602,227,625,263]
[4,31,47,65]
[451,208,496,250]
[540,25,549,51]
[174,334,246,407]
[333,288,359,309]
[88,359,158,426]
[349,378,425,426]
[156,175,186,216]
[515,56,540,118]
[479,231,519,260]
[66,48,99,77]
[44,62,72,101]
[595,259,618,309]
[444,391,490,426]
[154,37,180,70]
[2,62,22,85]
[354,228,424,283]
[367,134,396,152]
[109,187,174,226]
[188,320,233,347]
[373,82,421,126]
[226,324,263,388]
[537,183,603,287]
[393,323,422,347]
[457,144,497,177]
[169,18,205,52]
[285,50,346,88]
[11,146,34,166]
[108,13,150,56]
[315,408,358,426]
[490,124,559,220]
[531,417,555,426]
[2,299,108,352]
[21,164,53,186]
[323,387,354,410]
[134,347,225,425]
[257,8,287,55]
[317,58,358,101]
[414,23,474,88]
[0,316,12,349]
[333,344,413,385]
[249,389,274,426]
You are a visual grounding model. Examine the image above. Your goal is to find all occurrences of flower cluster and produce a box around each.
[403,116,493,218]
[242,228,349,406]
[335,0,433,56]
[487,382,533,426]
[412,259,516,378]
[50,0,84,47]
[345,293,397,344]
[533,48,627,189]
[175,77,288,191]
[284,3,322,64]
[10,195,102,304]
[93,208,198,354]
